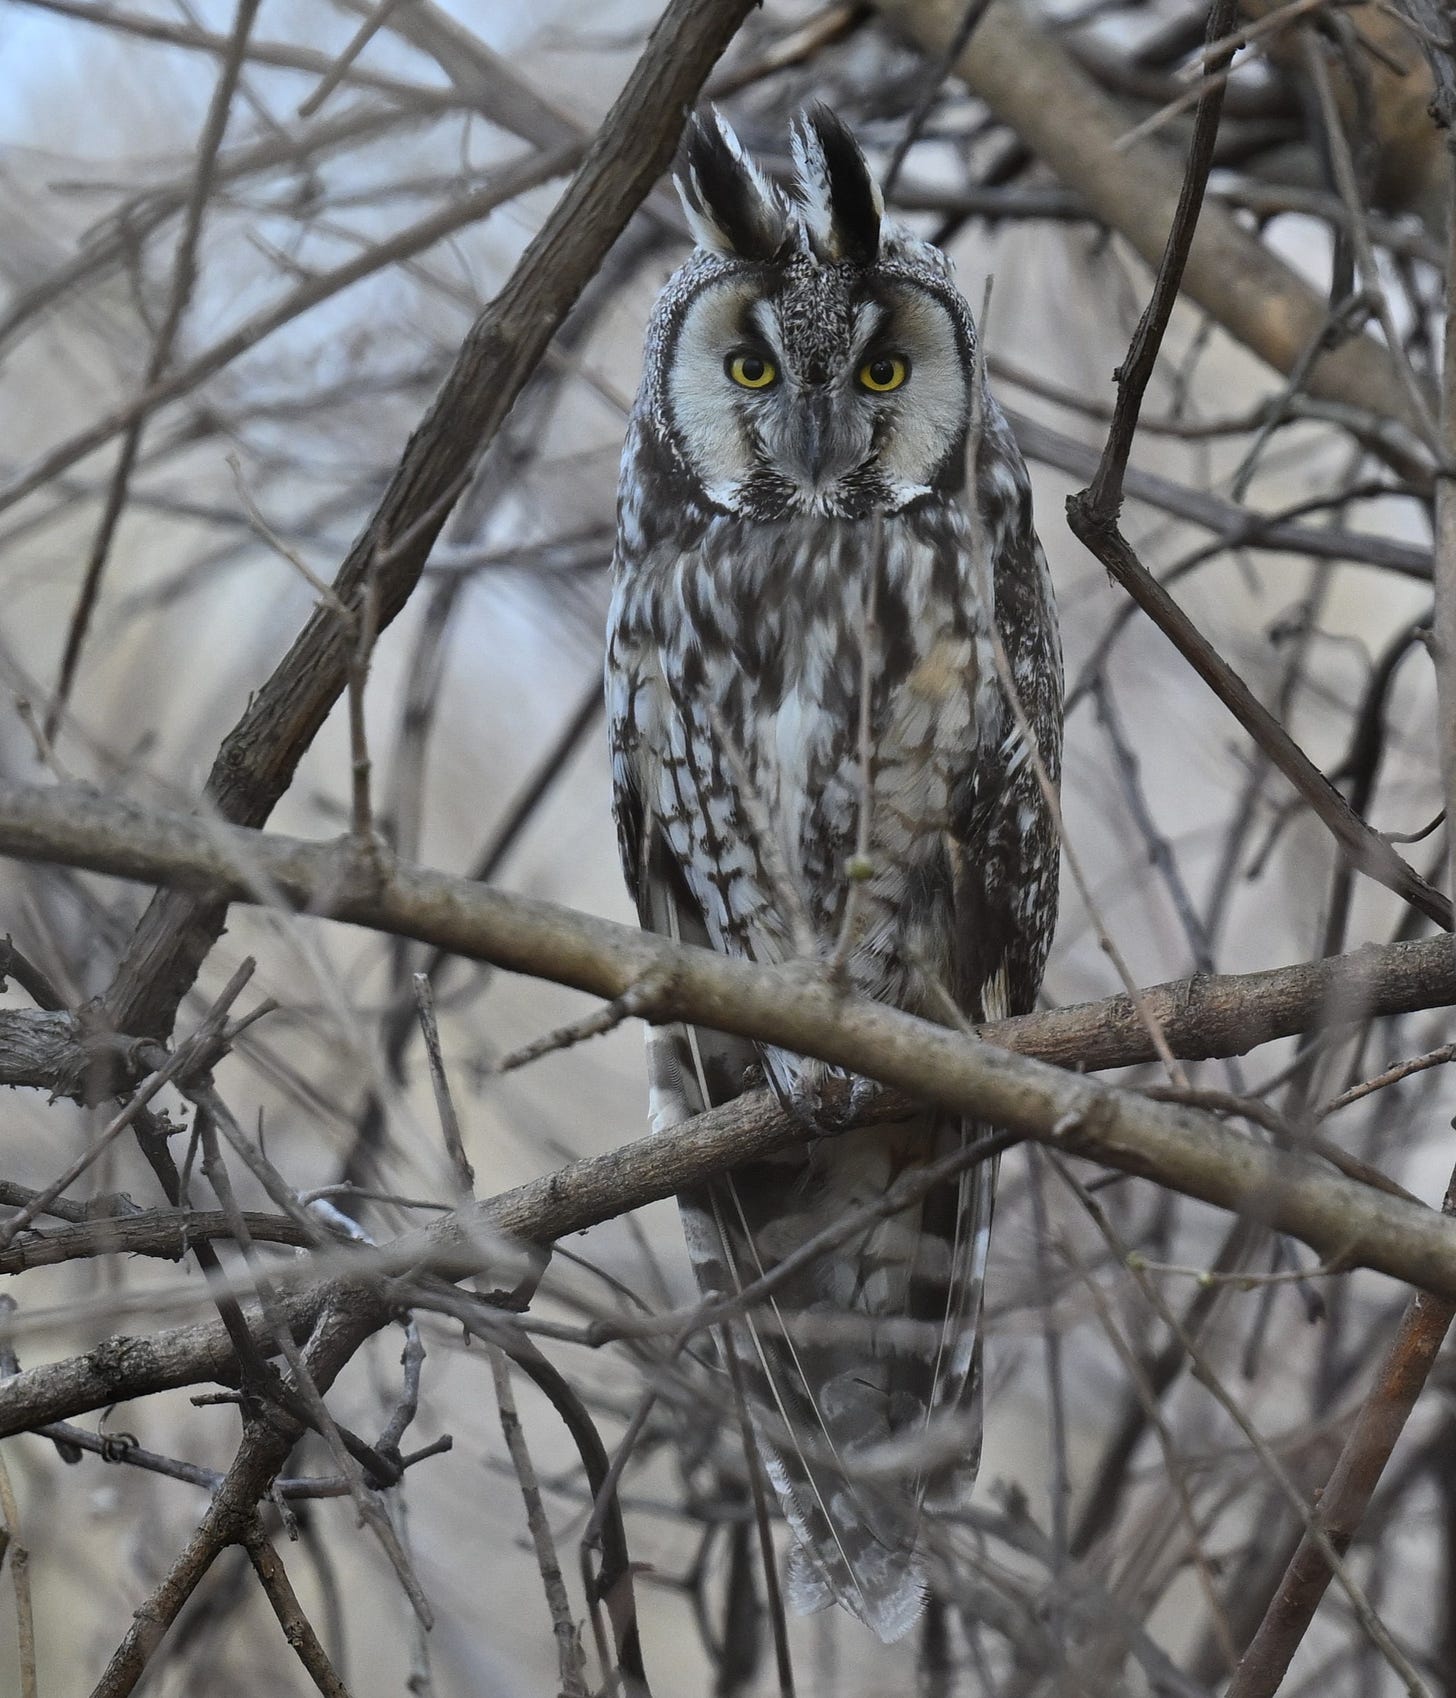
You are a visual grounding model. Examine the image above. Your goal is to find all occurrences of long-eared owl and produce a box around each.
[605,106,1062,1642]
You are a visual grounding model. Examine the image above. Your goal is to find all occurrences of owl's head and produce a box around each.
[637,106,977,522]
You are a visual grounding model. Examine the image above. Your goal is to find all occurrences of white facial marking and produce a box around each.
[871,283,969,499]
[667,278,767,505]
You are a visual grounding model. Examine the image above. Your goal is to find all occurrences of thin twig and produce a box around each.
[412,974,473,1195]
[0,1444,38,1698]
[1317,1043,1456,1119]
[297,0,414,117]
[493,966,674,1076]
[243,1520,355,1698]
[46,0,262,739]
[488,1346,590,1698]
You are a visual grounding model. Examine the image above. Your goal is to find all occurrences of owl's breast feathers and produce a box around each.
[608,426,1058,1029]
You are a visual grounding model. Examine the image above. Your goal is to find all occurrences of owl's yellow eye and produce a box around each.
[858,355,908,393]
[726,352,777,389]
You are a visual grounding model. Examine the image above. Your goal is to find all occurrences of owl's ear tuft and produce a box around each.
[791,104,882,266]
[676,110,792,262]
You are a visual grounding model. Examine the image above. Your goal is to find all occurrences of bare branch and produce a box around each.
[876,0,1437,477]
[95,0,759,1048]
[243,1522,355,1698]
[488,1346,590,1697]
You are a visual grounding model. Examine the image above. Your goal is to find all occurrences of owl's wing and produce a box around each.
[917,412,1062,1504]
[957,403,1064,1023]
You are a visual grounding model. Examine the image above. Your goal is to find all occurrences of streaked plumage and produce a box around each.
[605,106,1061,1641]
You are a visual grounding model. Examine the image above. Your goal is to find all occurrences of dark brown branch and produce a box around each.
[1056,0,1450,932]
[100,0,758,1046]
[1079,0,1241,511]
[0,1181,142,1229]
[0,1287,330,1445]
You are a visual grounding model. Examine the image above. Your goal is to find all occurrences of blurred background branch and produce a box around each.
[0,0,1455,1690]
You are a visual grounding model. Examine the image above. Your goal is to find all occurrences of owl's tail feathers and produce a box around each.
[704,1169,931,1644]
[687,1117,992,1644]
[741,1142,993,1643]
[643,974,992,1644]
[773,1440,928,1644]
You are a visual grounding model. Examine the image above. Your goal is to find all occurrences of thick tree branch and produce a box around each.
[5,787,1456,1444]
[0,781,1455,1078]
[0,1010,137,1096]
[100,0,758,1046]
[8,1000,1456,1444]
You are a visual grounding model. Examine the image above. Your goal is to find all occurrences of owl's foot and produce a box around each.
[782,1060,876,1137]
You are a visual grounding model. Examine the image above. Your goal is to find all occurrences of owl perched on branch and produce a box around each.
[605,106,1062,1641]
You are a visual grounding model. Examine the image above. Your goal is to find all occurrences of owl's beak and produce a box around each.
[790,390,837,487]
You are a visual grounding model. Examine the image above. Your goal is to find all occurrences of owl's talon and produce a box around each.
[846,1074,880,1120]
[784,1062,865,1136]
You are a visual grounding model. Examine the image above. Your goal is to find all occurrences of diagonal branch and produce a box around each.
[1054,0,1451,931]
[88,1287,380,1698]
[7,995,1456,1446]
[1225,1168,1456,1697]
[6,788,1456,1460]
[97,0,759,1046]
[874,0,1436,477]
[242,1521,354,1698]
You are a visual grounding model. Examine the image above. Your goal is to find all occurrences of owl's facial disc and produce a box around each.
[665,271,971,518]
